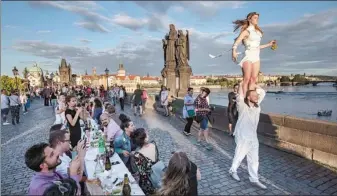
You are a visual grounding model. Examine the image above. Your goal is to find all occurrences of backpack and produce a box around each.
[141,90,148,100]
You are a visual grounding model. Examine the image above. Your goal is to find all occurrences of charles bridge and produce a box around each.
[280,80,337,86]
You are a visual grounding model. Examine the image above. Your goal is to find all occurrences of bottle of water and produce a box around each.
[98,135,105,154]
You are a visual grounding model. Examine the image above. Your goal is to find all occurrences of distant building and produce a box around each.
[59,59,72,85]
[190,76,207,85]
[77,64,160,92]
[117,63,126,77]
[27,64,44,88]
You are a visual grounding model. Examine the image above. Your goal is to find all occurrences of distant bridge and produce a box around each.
[280,80,337,86]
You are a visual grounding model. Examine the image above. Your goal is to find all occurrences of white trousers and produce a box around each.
[229,137,259,182]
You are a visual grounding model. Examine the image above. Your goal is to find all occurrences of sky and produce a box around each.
[1,1,337,77]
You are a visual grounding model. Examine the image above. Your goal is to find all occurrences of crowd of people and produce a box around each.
[19,11,275,195]
[24,83,201,196]
[1,88,32,126]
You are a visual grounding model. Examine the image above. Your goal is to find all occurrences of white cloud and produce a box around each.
[172,6,184,13]
[10,8,337,76]
[74,21,111,33]
[79,39,92,44]
[134,1,247,17]
[112,14,148,30]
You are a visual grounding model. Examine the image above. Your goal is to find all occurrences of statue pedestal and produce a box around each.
[176,66,192,98]
[161,66,177,97]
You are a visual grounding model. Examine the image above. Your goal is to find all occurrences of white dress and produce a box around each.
[239,25,262,67]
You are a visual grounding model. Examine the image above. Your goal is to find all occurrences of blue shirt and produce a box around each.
[114,132,132,164]
[93,108,103,122]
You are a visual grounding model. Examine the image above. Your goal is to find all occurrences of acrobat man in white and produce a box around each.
[229,82,267,189]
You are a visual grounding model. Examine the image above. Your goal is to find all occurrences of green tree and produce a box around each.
[292,74,307,83]
[206,78,214,84]
[280,76,291,82]
[0,75,25,92]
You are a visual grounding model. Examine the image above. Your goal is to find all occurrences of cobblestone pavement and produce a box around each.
[1,101,337,195]
[122,106,337,195]
[1,99,55,195]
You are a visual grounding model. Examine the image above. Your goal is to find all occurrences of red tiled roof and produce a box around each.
[190,76,206,79]
[141,76,159,81]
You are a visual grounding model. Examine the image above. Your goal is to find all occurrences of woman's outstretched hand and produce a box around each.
[268,40,276,46]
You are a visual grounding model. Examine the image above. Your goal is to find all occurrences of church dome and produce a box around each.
[28,64,43,73]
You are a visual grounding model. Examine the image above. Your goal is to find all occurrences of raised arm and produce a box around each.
[256,85,266,104]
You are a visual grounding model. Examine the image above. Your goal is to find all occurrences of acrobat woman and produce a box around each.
[231,12,276,96]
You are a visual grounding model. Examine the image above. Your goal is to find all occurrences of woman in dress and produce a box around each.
[132,128,158,195]
[65,95,82,148]
[231,12,276,96]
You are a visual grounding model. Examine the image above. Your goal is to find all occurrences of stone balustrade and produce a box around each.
[146,96,337,169]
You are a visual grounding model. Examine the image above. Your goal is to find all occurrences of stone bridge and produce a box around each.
[281,80,337,86]
[1,98,337,195]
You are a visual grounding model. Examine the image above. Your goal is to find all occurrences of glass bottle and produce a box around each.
[104,149,112,171]
[122,173,131,196]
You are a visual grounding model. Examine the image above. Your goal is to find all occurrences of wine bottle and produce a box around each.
[122,174,131,196]
[104,150,111,171]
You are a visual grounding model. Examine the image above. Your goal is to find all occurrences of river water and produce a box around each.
[208,83,337,123]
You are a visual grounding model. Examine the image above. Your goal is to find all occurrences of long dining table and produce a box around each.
[83,118,145,195]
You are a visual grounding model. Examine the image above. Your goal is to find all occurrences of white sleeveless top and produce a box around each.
[243,25,262,50]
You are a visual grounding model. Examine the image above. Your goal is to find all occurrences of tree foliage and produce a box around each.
[292,74,307,83]
[280,76,291,82]
[0,75,25,92]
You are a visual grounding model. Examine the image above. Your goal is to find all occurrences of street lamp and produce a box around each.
[105,68,109,90]
[12,66,19,90]
[50,72,55,89]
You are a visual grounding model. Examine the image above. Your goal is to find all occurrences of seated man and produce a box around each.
[49,130,86,178]
[25,143,81,195]
[100,113,123,143]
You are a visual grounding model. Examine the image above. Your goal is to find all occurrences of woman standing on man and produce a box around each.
[231,12,276,96]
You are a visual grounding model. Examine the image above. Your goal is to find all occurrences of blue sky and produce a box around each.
[2,1,337,76]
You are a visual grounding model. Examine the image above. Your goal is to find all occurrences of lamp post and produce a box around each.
[12,66,19,90]
[50,72,55,90]
[105,68,109,90]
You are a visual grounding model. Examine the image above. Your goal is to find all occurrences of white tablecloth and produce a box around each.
[84,118,144,195]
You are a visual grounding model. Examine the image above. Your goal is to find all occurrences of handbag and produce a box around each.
[149,141,166,189]
[185,106,195,117]
[194,115,203,123]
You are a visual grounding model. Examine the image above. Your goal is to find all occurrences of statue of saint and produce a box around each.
[176,30,190,67]
[167,24,178,65]
[162,39,167,64]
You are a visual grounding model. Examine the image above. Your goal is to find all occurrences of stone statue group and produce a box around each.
[161,24,192,97]
[162,24,190,68]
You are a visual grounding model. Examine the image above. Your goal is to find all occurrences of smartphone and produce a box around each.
[83,138,87,148]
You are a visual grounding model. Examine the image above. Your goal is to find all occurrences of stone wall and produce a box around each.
[161,98,337,169]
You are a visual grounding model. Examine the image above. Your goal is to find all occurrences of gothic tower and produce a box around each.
[58,59,72,85]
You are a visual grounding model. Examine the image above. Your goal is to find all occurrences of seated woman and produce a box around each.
[114,114,135,170]
[132,128,158,195]
[158,152,201,196]
[92,98,103,123]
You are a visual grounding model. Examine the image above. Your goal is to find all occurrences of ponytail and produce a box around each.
[232,19,249,33]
